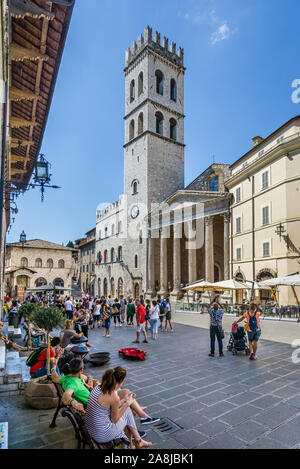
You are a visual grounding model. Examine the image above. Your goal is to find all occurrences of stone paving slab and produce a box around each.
[2,322,300,449]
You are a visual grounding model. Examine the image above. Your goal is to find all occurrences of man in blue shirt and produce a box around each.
[208,303,224,358]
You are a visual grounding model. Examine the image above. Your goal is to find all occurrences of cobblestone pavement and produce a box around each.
[2,323,300,449]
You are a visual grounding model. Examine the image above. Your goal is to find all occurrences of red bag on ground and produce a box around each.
[119,348,147,361]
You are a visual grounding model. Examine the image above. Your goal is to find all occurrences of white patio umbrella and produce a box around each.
[259,274,300,305]
[211,279,249,291]
[183,280,216,292]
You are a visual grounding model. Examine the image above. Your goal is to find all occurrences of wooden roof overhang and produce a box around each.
[6,0,74,206]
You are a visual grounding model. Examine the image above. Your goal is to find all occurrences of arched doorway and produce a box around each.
[134,283,140,300]
[98,278,101,297]
[257,269,275,302]
[16,275,30,288]
[118,278,123,298]
[214,264,221,283]
[35,278,47,287]
[235,271,245,304]
[103,278,108,297]
[111,278,115,297]
[53,278,64,287]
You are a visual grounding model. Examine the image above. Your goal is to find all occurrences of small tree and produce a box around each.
[66,241,74,248]
[18,302,39,349]
[32,307,64,375]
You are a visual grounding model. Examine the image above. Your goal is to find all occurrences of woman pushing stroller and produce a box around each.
[233,303,262,361]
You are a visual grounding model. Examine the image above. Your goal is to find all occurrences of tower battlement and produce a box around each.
[125,26,184,68]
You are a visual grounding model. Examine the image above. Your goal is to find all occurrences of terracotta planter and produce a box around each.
[24,378,58,409]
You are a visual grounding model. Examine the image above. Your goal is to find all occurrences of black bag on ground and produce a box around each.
[26,346,47,367]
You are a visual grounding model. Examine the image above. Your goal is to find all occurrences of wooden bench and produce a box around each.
[50,383,128,449]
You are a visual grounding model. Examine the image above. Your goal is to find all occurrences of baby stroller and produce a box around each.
[227,325,250,356]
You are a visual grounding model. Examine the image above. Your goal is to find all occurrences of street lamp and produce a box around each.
[29,154,60,202]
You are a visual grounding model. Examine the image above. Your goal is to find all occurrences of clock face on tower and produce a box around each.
[131,205,139,219]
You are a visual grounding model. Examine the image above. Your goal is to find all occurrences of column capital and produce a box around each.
[205,216,213,227]
[222,212,230,223]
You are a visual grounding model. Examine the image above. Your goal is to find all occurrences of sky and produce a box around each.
[7,0,300,245]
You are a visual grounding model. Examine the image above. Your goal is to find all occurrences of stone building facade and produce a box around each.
[227,116,300,306]
[75,228,96,296]
[5,239,76,298]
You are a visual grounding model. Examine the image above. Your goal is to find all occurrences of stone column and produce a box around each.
[147,232,155,297]
[171,223,181,298]
[205,217,214,282]
[187,221,197,285]
[223,213,230,281]
[158,227,168,296]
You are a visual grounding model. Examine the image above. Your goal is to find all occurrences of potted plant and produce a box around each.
[24,306,64,409]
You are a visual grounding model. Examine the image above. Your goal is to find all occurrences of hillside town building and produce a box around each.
[75,228,96,296]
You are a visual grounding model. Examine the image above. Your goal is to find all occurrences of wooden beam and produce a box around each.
[11,138,34,148]
[9,87,40,102]
[10,43,49,62]
[10,167,27,175]
[10,154,31,163]
[10,117,36,128]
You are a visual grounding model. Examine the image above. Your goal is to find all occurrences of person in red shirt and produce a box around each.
[30,337,63,378]
[133,300,148,344]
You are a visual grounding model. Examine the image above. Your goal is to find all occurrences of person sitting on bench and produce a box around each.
[61,320,84,349]
[30,337,63,378]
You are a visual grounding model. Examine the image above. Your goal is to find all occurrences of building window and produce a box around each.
[170,78,177,101]
[104,250,108,263]
[83,265,85,273]
[92,263,95,272]
[118,221,122,233]
[86,265,89,273]
[111,248,115,263]
[21,257,28,268]
[155,70,164,95]
[35,258,42,268]
[236,187,241,203]
[47,259,53,269]
[155,111,164,136]
[129,119,135,140]
[132,180,138,194]
[105,227,108,238]
[209,177,219,192]
[262,171,269,190]
[98,231,101,240]
[130,79,135,102]
[118,246,122,261]
[236,248,242,261]
[170,118,177,140]
[134,254,138,268]
[138,112,143,135]
[262,206,270,226]
[263,242,270,257]
[138,72,143,97]
[112,224,115,236]
[236,217,241,234]
[35,277,47,287]
[58,259,65,269]
[139,230,143,244]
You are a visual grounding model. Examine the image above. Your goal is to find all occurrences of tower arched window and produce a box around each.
[111,248,115,263]
[104,250,108,263]
[155,111,164,136]
[118,246,123,261]
[47,259,53,269]
[35,258,42,268]
[130,79,135,102]
[138,72,143,97]
[134,255,138,269]
[155,70,164,95]
[58,259,65,269]
[132,179,138,195]
[129,119,135,140]
[170,118,177,141]
[138,112,144,135]
[170,79,177,101]
[139,230,143,244]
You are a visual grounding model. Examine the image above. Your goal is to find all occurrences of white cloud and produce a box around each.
[211,23,231,45]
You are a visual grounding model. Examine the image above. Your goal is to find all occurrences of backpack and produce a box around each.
[119,348,147,361]
[159,304,165,316]
[248,311,259,332]
[26,346,47,368]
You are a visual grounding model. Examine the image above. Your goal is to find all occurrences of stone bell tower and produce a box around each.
[122,27,186,293]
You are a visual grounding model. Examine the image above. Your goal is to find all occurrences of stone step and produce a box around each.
[5,351,22,384]
[20,356,31,384]
[0,343,5,372]
[7,326,22,339]
[0,422,8,449]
